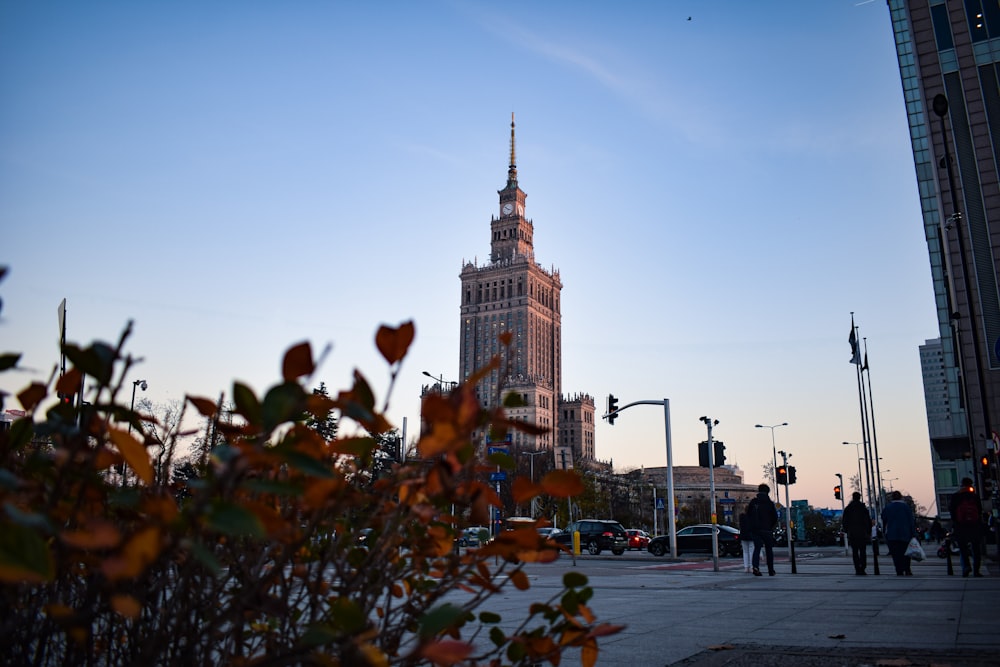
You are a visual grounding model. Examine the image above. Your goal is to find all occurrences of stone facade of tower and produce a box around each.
[459,117,585,462]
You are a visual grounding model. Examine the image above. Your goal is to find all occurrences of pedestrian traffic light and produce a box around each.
[787,466,797,484]
[834,485,842,500]
[57,392,74,408]
[776,465,788,485]
[607,394,619,425]
[981,455,990,474]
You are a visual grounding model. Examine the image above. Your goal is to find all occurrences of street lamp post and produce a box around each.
[125,379,147,486]
[842,441,867,512]
[525,450,547,518]
[422,370,456,392]
[756,423,788,500]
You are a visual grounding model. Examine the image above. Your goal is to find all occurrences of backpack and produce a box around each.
[954,494,979,526]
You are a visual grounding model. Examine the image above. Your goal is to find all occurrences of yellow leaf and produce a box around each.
[358,643,390,667]
[108,427,153,485]
[110,594,141,619]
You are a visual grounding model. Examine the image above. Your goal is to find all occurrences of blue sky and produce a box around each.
[1,2,938,513]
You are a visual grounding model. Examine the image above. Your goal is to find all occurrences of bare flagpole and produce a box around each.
[863,339,885,516]
[850,314,875,516]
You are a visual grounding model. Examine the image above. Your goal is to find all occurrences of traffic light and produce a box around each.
[981,455,990,475]
[607,394,619,425]
[698,441,725,468]
[787,466,797,484]
[776,465,788,485]
[57,392,74,408]
[834,485,842,500]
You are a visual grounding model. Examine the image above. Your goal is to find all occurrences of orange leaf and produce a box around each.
[108,427,153,485]
[111,594,141,619]
[55,368,83,395]
[282,341,314,382]
[101,526,162,581]
[186,395,218,417]
[419,639,472,664]
[509,569,530,591]
[375,321,415,365]
[541,469,584,498]
[60,521,122,550]
[16,382,47,412]
[581,637,599,667]
[511,477,539,504]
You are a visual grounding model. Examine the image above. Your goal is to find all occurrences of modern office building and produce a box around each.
[457,116,593,468]
[888,0,1000,514]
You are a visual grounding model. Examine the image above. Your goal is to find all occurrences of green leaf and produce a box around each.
[0,353,20,372]
[8,419,33,452]
[489,625,506,647]
[299,622,338,648]
[63,342,116,385]
[329,596,366,634]
[187,540,222,575]
[282,450,334,479]
[418,603,468,639]
[487,452,514,469]
[231,382,261,427]
[242,478,305,496]
[0,521,53,582]
[206,502,265,538]
[480,611,501,624]
[563,571,588,588]
[261,382,305,432]
[3,503,53,532]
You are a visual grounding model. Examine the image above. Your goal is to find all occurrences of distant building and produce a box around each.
[455,116,593,468]
[638,465,758,527]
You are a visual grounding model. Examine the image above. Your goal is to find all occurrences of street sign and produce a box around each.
[655,497,665,510]
[718,498,736,504]
[487,446,509,456]
[489,472,507,482]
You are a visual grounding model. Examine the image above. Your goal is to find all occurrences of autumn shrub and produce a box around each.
[0,311,621,666]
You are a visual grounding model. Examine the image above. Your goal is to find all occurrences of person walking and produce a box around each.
[842,491,870,575]
[747,483,778,576]
[738,510,753,574]
[948,477,984,577]
[881,490,916,576]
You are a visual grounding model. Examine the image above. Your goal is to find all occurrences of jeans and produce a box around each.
[752,531,774,573]
[849,538,867,573]
[954,526,983,575]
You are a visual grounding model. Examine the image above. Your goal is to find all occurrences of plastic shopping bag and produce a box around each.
[905,537,925,561]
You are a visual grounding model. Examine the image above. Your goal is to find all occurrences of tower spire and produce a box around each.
[507,112,517,185]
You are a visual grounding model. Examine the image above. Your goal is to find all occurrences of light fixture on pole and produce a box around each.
[524,449,547,517]
[778,448,797,574]
[422,370,456,392]
[124,379,147,486]
[700,415,720,573]
[842,441,867,512]
[756,423,788,499]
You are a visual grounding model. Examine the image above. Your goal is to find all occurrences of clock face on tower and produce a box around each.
[502,203,514,215]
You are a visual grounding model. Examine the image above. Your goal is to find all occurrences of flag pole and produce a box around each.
[863,338,885,516]
[850,314,875,516]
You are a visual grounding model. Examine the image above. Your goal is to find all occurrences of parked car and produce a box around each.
[537,526,562,539]
[626,529,650,550]
[647,524,742,557]
[458,526,490,548]
[553,519,628,555]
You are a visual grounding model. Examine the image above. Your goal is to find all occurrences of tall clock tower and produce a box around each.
[459,115,564,454]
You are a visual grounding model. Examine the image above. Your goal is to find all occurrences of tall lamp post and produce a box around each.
[525,450,547,519]
[124,379,147,486]
[422,370,456,392]
[756,423,788,505]
[842,441,867,512]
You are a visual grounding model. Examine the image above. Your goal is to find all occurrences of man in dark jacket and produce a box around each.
[842,491,870,575]
[948,477,984,577]
[747,483,778,576]
[881,490,916,576]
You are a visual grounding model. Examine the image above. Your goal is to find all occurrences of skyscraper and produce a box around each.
[458,116,594,468]
[889,0,1000,510]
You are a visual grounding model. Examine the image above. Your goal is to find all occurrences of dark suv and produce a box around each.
[553,519,628,555]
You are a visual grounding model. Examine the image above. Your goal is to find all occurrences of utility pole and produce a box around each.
[778,449,797,574]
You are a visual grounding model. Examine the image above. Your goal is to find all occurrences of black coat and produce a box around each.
[842,499,870,544]
[747,492,778,533]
